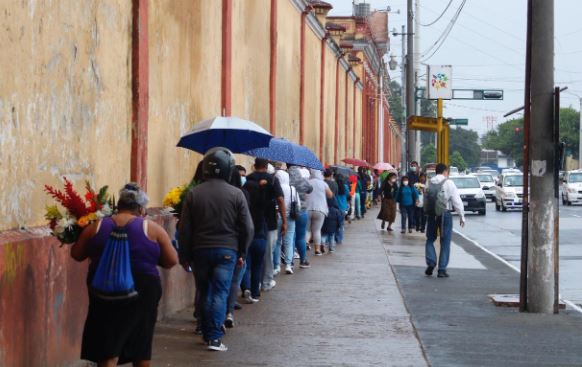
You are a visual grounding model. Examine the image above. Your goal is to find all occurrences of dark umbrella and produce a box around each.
[177,116,272,154]
[244,138,324,170]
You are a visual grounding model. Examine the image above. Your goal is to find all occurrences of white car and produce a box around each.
[495,173,524,212]
[450,166,460,176]
[449,176,487,215]
[473,173,496,202]
[561,170,582,205]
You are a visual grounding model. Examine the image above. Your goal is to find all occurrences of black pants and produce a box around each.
[415,207,426,231]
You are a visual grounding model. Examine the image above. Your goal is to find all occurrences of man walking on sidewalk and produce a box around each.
[424,163,465,278]
[179,148,254,352]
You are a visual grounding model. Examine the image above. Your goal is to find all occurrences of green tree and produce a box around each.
[420,99,437,146]
[449,127,481,167]
[450,150,467,171]
[481,107,579,167]
[388,81,404,126]
[421,143,436,166]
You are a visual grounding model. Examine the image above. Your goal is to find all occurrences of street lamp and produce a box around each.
[388,54,398,71]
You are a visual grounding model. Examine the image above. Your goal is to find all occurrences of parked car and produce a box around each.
[561,170,582,205]
[473,173,496,202]
[449,176,487,215]
[495,173,523,212]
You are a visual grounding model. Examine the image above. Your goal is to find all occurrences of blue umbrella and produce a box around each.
[177,116,273,154]
[244,138,324,170]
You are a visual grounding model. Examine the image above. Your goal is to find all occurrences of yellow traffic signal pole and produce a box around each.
[407,97,449,165]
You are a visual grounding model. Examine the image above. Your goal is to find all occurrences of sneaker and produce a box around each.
[300,260,311,268]
[320,245,326,254]
[437,270,449,278]
[401,229,406,234]
[329,248,335,253]
[194,325,203,335]
[263,280,276,291]
[225,313,234,329]
[273,265,281,277]
[285,265,294,274]
[243,289,259,304]
[207,339,228,352]
[425,266,435,276]
[387,227,393,232]
[294,251,300,259]
[315,251,322,256]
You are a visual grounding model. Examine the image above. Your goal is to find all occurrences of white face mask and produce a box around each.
[390,178,397,183]
[403,181,409,186]
[240,176,247,186]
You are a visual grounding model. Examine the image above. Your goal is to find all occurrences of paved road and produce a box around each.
[455,201,582,305]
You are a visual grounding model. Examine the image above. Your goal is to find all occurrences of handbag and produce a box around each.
[289,184,300,220]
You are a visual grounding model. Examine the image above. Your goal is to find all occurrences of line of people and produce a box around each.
[178,150,359,352]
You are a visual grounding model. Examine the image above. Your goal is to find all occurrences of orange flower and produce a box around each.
[77,215,90,228]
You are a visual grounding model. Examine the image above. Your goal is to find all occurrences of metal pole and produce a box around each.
[414,0,422,162]
[400,25,407,171]
[406,0,415,165]
[553,86,561,314]
[378,67,384,163]
[579,98,582,169]
[519,0,533,313]
[528,0,556,314]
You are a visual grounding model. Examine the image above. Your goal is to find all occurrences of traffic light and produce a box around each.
[483,90,504,100]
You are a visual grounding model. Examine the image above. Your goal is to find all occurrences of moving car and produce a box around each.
[473,173,496,202]
[561,170,582,206]
[449,176,487,215]
[449,166,460,176]
[494,173,523,212]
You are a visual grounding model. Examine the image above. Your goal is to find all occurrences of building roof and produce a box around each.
[308,0,333,10]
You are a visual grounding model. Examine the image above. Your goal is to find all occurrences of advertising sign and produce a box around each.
[427,65,453,100]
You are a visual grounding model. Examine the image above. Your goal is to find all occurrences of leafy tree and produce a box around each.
[421,143,436,166]
[449,127,481,167]
[481,107,579,167]
[388,81,404,126]
[420,99,437,146]
[450,150,467,171]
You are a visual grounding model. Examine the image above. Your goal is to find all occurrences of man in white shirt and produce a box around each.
[424,163,465,278]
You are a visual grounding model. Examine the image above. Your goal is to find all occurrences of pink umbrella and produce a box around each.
[373,162,395,172]
[342,158,370,167]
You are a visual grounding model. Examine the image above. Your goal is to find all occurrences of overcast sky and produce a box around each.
[328,0,582,137]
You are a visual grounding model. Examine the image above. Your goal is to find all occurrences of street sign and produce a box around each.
[427,65,453,100]
[452,89,504,100]
[449,118,468,126]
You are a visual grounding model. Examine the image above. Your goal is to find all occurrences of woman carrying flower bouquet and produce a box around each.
[71,183,178,367]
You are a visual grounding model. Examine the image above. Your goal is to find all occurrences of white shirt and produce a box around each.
[429,174,465,220]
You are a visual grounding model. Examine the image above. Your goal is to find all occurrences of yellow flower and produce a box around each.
[163,185,187,207]
[77,215,90,228]
[45,205,63,220]
[88,212,98,221]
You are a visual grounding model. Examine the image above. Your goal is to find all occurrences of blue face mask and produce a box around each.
[240,176,247,186]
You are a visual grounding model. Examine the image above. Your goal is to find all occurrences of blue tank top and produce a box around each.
[87,217,161,278]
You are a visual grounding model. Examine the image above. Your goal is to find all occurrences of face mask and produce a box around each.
[410,167,417,172]
[391,178,397,183]
[240,176,247,186]
[403,181,409,186]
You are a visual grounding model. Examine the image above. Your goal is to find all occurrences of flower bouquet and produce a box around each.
[163,184,190,218]
[44,178,114,244]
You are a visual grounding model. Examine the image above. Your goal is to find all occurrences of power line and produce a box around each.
[419,0,454,27]
[421,0,467,62]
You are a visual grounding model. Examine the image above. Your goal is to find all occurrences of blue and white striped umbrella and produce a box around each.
[177,116,273,154]
[244,138,324,170]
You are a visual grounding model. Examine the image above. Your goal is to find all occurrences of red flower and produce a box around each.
[44,177,89,218]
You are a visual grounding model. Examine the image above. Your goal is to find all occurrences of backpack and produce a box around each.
[90,224,138,301]
[424,179,449,216]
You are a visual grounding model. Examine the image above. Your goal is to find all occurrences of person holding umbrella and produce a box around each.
[377,172,398,231]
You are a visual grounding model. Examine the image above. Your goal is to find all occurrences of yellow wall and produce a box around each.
[303,28,321,156]
[147,0,222,207]
[347,77,354,158]
[0,1,132,231]
[0,0,371,231]
[337,68,346,163]
[275,0,301,141]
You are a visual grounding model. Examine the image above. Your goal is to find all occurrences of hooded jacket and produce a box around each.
[288,166,313,211]
[321,197,343,234]
[275,170,301,217]
[305,169,329,215]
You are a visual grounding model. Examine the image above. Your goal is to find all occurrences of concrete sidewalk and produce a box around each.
[152,210,428,366]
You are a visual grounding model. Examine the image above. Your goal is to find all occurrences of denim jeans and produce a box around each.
[262,229,278,285]
[277,216,296,266]
[227,260,246,314]
[274,218,283,269]
[425,212,453,272]
[400,204,415,230]
[192,247,237,341]
[322,232,336,251]
[294,210,309,263]
[243,238,267,298]
[359,191,367,216]
[354,193,362,218]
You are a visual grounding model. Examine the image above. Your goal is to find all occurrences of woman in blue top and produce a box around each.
[396,176,419,234]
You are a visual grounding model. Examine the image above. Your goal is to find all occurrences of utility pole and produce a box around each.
[378,65,384,163]
[400,25,407,170]
[528,0,556,314]
[579,97,582,169]
[414,0,422,162]
[406,0,415,167]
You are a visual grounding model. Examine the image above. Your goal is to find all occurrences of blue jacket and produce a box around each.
[397,185,418,207]
[322,197,343,235]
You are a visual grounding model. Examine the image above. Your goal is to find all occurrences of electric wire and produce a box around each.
[420,0,467,62]
[419,0,454,27]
